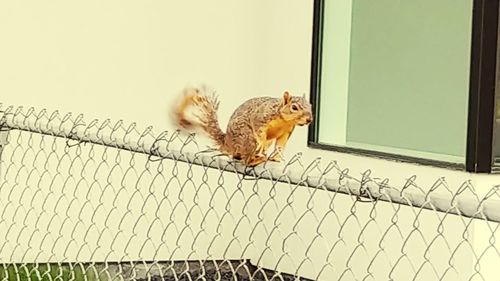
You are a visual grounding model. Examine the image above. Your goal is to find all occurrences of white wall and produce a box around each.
[0,0,261,130]
[1,0,492,189]
[0,0,499,280]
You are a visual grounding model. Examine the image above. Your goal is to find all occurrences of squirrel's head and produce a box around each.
[279,91,313,126]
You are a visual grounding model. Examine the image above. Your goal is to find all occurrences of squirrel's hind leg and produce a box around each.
[244,146,267,167]
[245,153,267,166]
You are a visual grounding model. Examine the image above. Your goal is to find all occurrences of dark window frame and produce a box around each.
[308,0,500,173]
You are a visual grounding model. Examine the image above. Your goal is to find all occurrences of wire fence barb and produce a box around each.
[0,104,499,281]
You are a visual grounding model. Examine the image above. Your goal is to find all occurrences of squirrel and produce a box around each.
[173,86,313,166]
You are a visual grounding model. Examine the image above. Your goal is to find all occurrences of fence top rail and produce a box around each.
[0,104,499,223]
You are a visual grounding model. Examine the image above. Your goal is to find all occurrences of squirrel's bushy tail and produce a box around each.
[173,86,226,148]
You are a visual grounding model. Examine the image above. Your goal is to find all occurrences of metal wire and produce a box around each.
[0,104,499,281]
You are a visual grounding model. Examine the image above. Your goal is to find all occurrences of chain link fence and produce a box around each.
[0,104,499,281]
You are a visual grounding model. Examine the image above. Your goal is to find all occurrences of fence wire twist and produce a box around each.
[0,104,499,281]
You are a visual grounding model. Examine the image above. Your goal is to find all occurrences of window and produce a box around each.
[309,0,500,173]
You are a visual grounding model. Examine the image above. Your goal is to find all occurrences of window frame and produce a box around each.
[308,0,500,173]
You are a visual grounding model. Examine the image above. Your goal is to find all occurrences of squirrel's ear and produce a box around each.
[282,91,292,105]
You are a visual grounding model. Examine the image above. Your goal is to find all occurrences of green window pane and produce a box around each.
[318,0,473,164]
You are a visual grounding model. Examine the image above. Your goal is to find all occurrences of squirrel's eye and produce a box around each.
[291,104,298,111]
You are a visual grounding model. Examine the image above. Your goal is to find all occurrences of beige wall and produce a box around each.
[0,1,498,280]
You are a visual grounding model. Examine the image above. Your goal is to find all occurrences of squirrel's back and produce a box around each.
[227,96,282,126]
[220,97,280,159]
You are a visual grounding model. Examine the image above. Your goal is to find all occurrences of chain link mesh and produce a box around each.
[0,104,499,281]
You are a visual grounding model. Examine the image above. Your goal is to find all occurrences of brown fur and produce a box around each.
[174,87,312,166]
